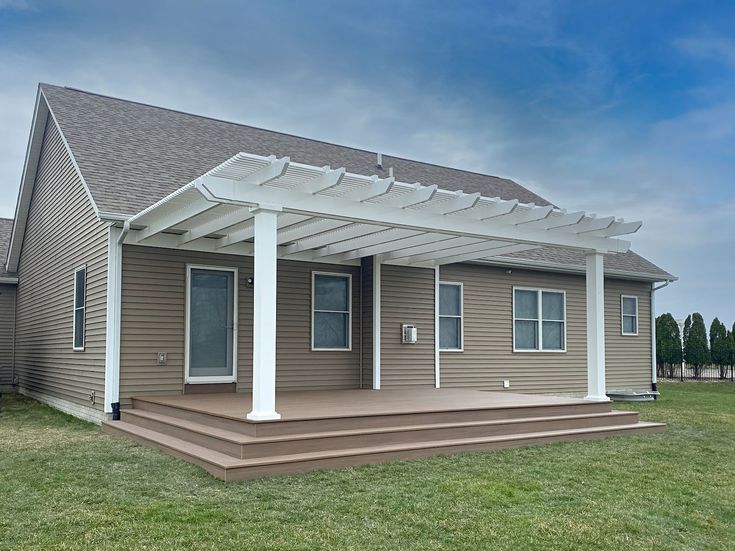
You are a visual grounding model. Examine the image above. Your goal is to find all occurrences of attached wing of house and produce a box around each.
[0,84,672,478]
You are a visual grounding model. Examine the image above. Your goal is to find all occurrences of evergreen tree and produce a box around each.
[683,315,692,354]
[709,318,729,378]
[656,313,682,378]
[684,313,709,378]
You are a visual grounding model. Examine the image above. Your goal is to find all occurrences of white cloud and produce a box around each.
[675,35,735,68]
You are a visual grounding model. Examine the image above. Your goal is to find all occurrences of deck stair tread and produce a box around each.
[121,408,638,445]
[104,419,664,471]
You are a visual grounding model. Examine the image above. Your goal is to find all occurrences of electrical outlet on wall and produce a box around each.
[503,380,510,389]
[157,352,167,366]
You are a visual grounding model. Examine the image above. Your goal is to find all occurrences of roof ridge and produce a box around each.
[42,83,519,185]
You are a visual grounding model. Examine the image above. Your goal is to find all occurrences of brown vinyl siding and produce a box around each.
[439,264,653,394]
[605,279,652,391]
[379,264,435,387]
[13,116,109,410]
[439,264,587,394]
[0,284,16,390]
[119,245,361,406]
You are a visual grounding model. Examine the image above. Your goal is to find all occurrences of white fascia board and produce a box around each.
[198,177,630,253]
[7,87,102,274]
[6,89,51,273]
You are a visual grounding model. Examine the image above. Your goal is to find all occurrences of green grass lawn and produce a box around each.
[1,383,733,551]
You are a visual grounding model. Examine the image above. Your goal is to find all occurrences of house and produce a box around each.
[1,84,673,479]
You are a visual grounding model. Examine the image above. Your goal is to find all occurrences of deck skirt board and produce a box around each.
[103,389,664,479]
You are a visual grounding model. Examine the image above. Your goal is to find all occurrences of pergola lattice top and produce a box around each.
[124,152,641,266]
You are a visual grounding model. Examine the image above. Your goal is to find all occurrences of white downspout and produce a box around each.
[104,221,128,419]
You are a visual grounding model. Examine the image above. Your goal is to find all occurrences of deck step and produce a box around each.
[120,408,640,459]
[131,396,614,437]
[102,418,665,481]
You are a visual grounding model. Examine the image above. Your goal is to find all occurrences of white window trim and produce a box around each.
[185,264,239,384]
[621,294,639,336]
[439,281,464,352]
[512,286,567,353]
[311,271,352,351]
[72,265,87,351]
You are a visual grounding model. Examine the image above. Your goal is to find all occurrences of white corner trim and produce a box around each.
[434,267,440,387]
[372,256,381,390]
[104,225,123,413]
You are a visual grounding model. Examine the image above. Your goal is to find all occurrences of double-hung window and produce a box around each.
[73,266,86,350]
[439,282,463,351]
[621,295,639,336]
[312,272,351,350]
[513,288,566,352]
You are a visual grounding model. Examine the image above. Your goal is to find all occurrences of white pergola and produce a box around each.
[114,152,642,420]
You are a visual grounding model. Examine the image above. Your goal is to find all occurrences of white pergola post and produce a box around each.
[247,206,282,420]
[585,252,608,401]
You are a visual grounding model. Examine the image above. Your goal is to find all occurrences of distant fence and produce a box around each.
[658,364,735,382]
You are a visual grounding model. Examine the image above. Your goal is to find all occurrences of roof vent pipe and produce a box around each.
[388,167,394,178]
[376,152,383,169]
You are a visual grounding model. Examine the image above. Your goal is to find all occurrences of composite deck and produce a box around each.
[102,388,665,480]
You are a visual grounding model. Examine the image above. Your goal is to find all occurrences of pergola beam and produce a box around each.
[198,177,631,253]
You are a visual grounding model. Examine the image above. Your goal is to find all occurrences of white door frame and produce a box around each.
[185,264,238,384]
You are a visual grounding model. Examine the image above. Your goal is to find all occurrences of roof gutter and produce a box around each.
[472,256,677,283]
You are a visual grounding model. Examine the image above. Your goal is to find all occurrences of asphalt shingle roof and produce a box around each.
[38,84,673,280]
[40,84,551,216]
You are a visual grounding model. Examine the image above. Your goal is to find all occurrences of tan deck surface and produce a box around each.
[135,388,592,422]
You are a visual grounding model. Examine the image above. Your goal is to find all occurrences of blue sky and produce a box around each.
[1,0,734,327]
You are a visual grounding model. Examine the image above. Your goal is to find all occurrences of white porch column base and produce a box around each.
[247,206,281,421]
[585,252,608,401]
